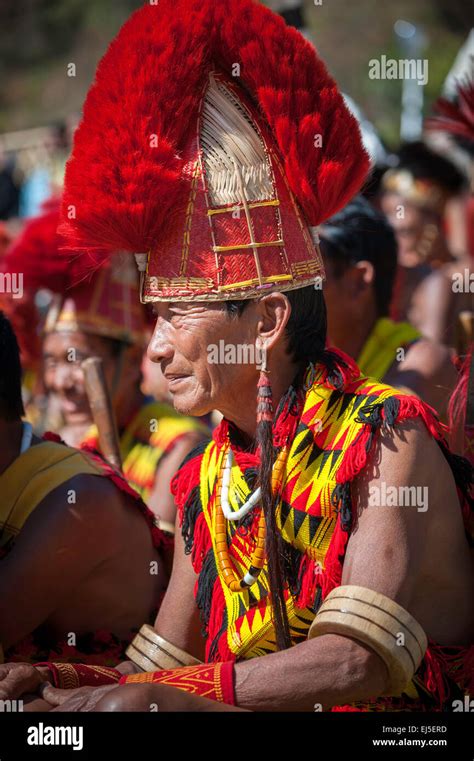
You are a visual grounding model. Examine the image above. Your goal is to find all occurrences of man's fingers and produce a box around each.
[23,696,54,713]
[0,672,35,701]
[48,685,117,713]
[50,702,74,713]
[39,684,75,706]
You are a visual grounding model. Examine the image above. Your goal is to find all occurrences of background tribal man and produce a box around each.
[0,312,168,672]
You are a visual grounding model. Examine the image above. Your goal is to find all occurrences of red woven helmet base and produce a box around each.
[143,71,323,302]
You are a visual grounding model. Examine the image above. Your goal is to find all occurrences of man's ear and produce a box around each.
[347,260,375,297]
[255,292,292,352]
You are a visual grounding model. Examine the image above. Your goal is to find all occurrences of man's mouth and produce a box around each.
[61,397,90,416]
[164,373,191,390]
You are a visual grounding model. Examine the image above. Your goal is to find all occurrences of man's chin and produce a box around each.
[63,411,92,427]
[171,392,210,419]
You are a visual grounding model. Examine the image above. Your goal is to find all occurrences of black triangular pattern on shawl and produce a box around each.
[308,514,324,543]
[283,541,306,598]
[292,506,307,538]
[337,391,354,419]
[326,389,342,411]
[294,426,314,455]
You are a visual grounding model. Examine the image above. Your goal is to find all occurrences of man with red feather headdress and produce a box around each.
[0,222,42,412]
[2,199,209,531]
[2,0,473,712]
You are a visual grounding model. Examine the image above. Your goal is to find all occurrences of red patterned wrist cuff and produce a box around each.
[119,661,235,705]
[34,662,122,689]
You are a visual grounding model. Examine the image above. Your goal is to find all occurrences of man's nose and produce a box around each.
[52,363,77,391]
[147,317,173,363]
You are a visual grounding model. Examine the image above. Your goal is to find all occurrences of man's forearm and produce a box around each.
[234,633,389,711]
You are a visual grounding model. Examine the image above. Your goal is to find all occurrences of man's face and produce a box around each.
[147,301,259,417]
[320,251,377,348]
[43,331,121,426]
[380,192,437,266]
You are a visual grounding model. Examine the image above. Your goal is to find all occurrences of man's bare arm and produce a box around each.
[0,475,127,651]
[116,507,205,678]
[152,509,206,660]
[232,419,449,711]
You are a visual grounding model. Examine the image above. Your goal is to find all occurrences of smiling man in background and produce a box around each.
[3,201,209,532]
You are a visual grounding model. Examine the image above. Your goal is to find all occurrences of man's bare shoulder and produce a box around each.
[403,339,454,378]
[355,415,453,501]
[32,471,135,555]
[385,342,456,419]
[347,409,473,642]
[350,414,469,576]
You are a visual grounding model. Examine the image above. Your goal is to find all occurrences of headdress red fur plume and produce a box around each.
[3,199,147,343]
[0,206,65,369]
[61,0,369,283]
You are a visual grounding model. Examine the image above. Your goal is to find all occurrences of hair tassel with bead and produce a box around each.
[257,353,274,426]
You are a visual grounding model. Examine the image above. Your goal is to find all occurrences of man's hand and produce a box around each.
[41,684,118,712]
[0,662,51,702]
[42,683,245,712]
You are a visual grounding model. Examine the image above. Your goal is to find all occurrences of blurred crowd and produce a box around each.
[0,117,79,224]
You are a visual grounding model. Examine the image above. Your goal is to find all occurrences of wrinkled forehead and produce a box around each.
[150,298,258,317]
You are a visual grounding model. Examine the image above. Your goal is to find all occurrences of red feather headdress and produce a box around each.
[0,222,41,371]
[61,0,370,301]
[3,199,146,344]
[426,74,474,154]
[5,198,75,294]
